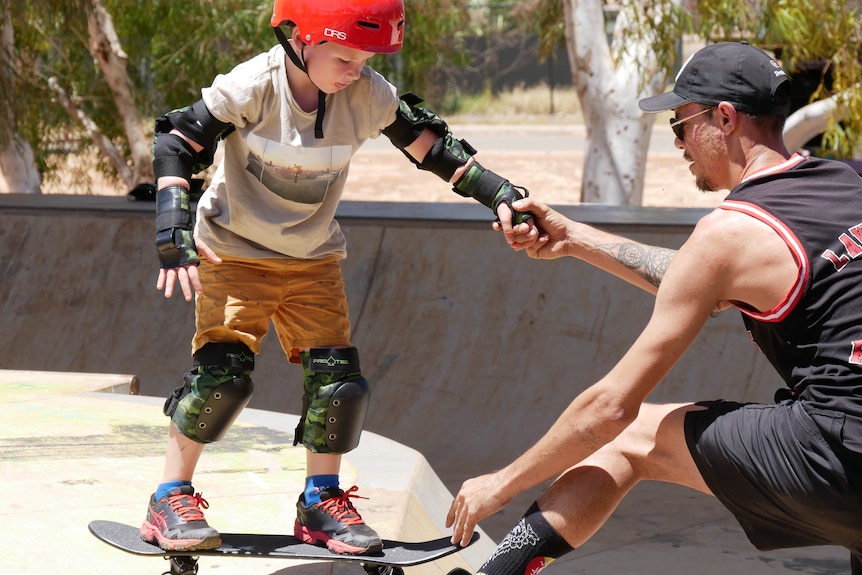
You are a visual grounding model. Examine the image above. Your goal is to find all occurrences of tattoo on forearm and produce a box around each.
[598,242,675,288]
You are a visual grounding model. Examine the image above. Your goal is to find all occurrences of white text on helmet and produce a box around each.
[323,28,348,41]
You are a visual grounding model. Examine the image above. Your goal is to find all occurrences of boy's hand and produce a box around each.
[156,237,221,301]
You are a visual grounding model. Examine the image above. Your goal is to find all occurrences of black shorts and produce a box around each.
[684,399,862,560]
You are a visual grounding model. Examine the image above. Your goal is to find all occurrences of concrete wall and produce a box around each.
[0,195,782,538]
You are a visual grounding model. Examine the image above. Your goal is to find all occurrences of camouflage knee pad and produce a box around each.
[164,365,254,443]
[295,347,370,453]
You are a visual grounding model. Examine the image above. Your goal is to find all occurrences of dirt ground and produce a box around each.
[38,126,724,211]
[342,146,723,209]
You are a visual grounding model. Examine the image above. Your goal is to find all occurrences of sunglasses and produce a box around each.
[669,106,716,141]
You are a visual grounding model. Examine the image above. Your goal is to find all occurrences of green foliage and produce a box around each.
[10,1,108,178]
[5,0,861,188]
[369,0,471,107]
[8,1,268,178]
[508,0,691,87]
[4,0,471,186]
[522,0,862,157]
[614,0,692,81]
[697,0,862,157]
[127,0,274,113]
[508,0,565,62]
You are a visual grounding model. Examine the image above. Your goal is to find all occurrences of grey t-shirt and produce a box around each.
[197,44,399,260]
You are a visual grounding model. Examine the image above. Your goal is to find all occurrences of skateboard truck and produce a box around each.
[363,562,404,575]
[162,553,404,575]
[162,555,404,575]
[165,555,199,575]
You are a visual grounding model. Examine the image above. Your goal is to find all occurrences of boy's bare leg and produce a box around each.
[161,424,205,481]
[307,451,341,476]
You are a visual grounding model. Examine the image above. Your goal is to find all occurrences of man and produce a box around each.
[448,41,862,574]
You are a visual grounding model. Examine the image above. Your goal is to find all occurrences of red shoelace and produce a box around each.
[168,491,210,522]
[316,486,368,526]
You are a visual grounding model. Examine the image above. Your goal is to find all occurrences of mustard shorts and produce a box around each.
[192,255,352,365]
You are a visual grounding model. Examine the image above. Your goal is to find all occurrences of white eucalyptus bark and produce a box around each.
[563,0,671,205]
[783,92,852,153]
[85,0,153,187]
[0,3,41,194]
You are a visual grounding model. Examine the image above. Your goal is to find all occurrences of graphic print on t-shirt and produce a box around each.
[245,132,351,204]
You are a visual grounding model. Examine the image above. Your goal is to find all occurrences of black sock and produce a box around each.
[479,502,573,575]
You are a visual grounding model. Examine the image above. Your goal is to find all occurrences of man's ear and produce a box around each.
[716,102,737,135]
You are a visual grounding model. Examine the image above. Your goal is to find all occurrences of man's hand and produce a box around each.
[446,471,513,548]
[497,196,572,259]
[156,237,221,301]
[494,202,540,248]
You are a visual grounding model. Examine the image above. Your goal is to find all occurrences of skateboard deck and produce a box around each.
[89,520,478,567]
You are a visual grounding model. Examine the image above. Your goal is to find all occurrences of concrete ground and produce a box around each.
[0,369,492,575]
[2,369,850,575]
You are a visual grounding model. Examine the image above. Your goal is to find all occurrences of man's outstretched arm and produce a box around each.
[508,196,676,295]
[446,209,741,546]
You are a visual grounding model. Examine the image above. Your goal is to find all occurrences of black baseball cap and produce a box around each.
[639,41,791,116]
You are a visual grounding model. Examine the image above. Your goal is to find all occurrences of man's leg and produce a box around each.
[478,403,711,575]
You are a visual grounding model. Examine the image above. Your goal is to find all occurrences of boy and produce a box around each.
[142,0,534,557]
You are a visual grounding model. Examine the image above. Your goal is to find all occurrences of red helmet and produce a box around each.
[271,0,405,54]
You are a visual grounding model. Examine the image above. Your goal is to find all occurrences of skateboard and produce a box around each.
[89,520,479,575]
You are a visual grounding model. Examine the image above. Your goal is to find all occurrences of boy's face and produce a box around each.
[304,41,375,94]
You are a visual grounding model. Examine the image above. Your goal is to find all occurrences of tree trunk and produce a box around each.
[563,0,670,205]
[48,76,134,187]
[0,136,42,194]
[783,92,851,153]
[85,0,153,188]
[0,2,41,193]
[580,106,655,205]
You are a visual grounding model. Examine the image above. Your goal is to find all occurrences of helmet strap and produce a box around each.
[274,26,306,72]
[314,91,326,139]
[273,26,326,139]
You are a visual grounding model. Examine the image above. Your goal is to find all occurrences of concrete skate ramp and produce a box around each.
[0,194,777,506]
[5,195,847,574]
[0,369,491,575]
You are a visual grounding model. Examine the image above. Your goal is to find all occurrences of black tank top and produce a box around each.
[720,155,862,423]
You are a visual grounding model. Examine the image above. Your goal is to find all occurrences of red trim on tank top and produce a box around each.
[718,200,808,322]
[740,153,806,183]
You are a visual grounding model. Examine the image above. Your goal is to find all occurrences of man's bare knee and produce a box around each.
[624,403,711,492]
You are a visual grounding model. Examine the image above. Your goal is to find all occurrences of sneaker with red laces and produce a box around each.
[140,485,222,551]
[294,485,383,555]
